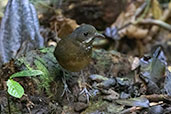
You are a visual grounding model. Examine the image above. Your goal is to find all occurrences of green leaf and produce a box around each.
[34,59,50,78]
[10,70,43,79]
[7,79,24,98]
[17,57,32,70]
[39,47,50,53]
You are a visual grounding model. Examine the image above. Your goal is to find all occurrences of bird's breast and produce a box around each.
[54,39,92,72]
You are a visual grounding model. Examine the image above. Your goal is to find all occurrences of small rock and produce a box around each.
[97,78,116,89]
[89,74,108,82]
[120,92,130,99]
[74,102,88,112]
[103,89,119,101]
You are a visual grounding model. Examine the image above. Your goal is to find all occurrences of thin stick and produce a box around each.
[7,93,11,114]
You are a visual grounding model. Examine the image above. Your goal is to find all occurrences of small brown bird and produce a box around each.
[54,24,104,72]
[54,24,104,99]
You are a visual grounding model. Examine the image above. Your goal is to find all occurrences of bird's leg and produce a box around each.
[79,70,92,103]
[61,70,71,98]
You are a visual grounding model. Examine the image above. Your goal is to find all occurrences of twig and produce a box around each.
[141,94,171,102]
[7,93,11,114]
[132,2,147,21]
[139,19,171,31]
[120,106,142,114]
[133,0,151,24]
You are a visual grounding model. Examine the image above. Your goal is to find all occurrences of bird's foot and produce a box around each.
[80,87,92,103]
[79,82,92,103]
[61,78,71,98]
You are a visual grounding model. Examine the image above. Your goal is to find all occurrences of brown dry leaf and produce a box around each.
[57,18,78,38]
[151,0,162,19]
[112,3,137,28]
[119,25,148,39]
[50,13,78,39]
[110,1,150,39]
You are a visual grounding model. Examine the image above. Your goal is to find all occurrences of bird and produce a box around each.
[54,24,104,101]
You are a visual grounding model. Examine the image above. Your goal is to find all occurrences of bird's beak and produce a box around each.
[95,32,105,39]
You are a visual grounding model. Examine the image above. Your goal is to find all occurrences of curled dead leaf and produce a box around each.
[119,25,148,39]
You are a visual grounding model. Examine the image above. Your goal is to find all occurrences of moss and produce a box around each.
[82,99,108,114]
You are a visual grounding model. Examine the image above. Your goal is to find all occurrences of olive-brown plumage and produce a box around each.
[54,24,104,72]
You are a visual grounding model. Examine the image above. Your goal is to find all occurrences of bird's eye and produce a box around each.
[83,32,89,36]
